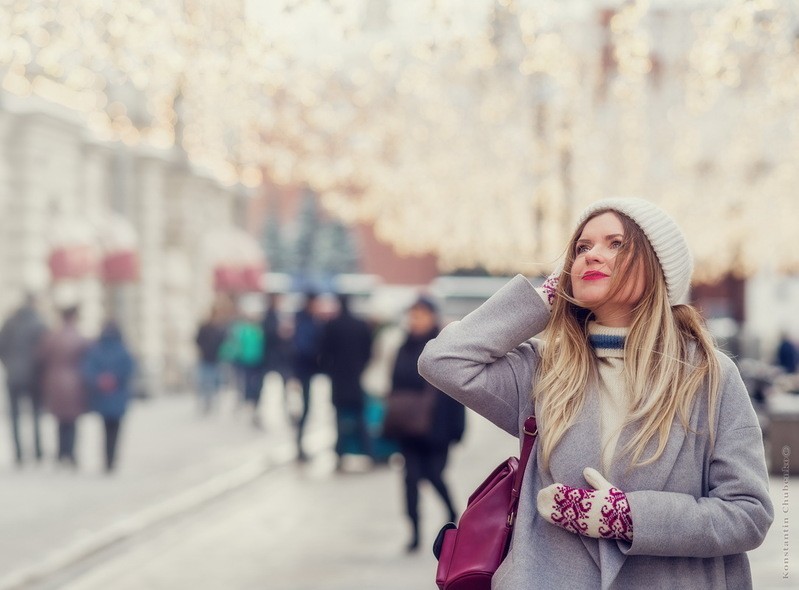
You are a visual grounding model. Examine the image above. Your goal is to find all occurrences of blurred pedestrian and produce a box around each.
[291,291,324,460]
[0,293,48,466]
[220,308,265,428]
[261,293,292,414]
[81,321,135,473]
[195,304,228,414]
[38,306,89,468]
[776,331,798,374]
[389,295,464,552]
[319,293,374,467]
[419,198,772,588]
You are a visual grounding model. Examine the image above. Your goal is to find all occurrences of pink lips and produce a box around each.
[582,270,609,281]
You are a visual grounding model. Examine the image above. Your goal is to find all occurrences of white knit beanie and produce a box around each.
[576,197,693,305]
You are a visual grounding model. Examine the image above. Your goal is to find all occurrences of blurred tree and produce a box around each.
[261,195,289,273]
[282,187,359,281]
[292,187,322,277]
[313,220,360,276]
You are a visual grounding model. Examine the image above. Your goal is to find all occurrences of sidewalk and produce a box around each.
[0,375,335,590]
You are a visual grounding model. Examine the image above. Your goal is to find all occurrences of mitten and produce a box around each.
[536,467,633,542]
[537,267,561,308]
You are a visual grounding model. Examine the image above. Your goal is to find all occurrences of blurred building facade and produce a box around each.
[0,91,245,395]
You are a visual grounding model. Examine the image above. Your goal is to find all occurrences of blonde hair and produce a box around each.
[533,210,720,469]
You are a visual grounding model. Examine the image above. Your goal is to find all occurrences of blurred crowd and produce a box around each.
[0,286,468,554]
[193,289,465,550]
[0,295,135,473]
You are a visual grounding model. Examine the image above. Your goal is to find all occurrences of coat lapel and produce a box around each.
[609,415,686,492]
[600,415,686,589]
[546,386,602,486]
[544,386,603,563]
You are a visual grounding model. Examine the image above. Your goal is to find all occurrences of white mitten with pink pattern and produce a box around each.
[536,467,633,542]
[535,267,561,309]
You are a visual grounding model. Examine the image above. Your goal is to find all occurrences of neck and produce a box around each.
[588,322,628,358]
[592,305,633,327]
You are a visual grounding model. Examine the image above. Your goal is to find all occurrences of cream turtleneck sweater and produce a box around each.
[587,321,630,474]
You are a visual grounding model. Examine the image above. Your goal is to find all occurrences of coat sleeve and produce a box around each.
[623,355,774,558]
[418,274,551,437]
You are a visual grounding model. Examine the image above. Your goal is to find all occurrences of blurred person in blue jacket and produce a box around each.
[291,291,324,460]
[81,321,136,473]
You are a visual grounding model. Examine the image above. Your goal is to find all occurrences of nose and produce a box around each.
[584,246,604,265]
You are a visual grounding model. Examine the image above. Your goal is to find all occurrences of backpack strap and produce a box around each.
[508,416,537,526]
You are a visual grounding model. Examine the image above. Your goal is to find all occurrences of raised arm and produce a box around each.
[418,274,551,436]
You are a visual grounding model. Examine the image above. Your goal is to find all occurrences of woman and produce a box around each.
[38,306,88,468]
[391,296,465,552]
[82,321,135,473]
[419,198,773,589]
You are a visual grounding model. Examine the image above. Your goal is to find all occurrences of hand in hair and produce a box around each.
[536,467,633,542]
[537,268,561,308]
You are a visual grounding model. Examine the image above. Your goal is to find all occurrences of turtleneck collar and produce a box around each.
[588,321,628,358]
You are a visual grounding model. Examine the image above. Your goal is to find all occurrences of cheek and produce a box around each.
[619,268,646,303]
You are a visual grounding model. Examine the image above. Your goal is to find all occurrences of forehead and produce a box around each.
[578,211,624,238]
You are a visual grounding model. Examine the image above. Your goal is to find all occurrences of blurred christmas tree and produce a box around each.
[262,187,359,284]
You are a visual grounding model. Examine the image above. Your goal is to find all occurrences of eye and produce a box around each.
[610,240,624,249]
[575,243,590,255]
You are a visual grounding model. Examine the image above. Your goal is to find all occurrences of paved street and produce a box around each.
[0,375,336,589]
[1,377,797,590]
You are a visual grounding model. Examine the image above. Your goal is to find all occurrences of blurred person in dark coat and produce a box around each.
[291,291,324,460]
[390,296,465,552]
[38,306,89,468]
[81,321,135,473]
[319,293,374,467]
[195,305,228,414]
[0,293,48,465]
[261,292,292,412]
[776,331,798,374]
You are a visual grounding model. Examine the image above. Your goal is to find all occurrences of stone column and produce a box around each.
[10,111,83,324]
[162,158,198,392]
[131,147,168,396]
[0,107,16,317]
[80,139,115,335]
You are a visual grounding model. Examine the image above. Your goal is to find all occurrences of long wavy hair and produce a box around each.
[533,209,720,469]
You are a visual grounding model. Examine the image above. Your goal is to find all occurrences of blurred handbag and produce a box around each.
[433,416,537,590]
[381,387,436,439]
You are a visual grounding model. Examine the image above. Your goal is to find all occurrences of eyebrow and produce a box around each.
[575,233,625,244]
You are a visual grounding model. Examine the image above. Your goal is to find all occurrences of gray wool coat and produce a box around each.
[418,275,773,590]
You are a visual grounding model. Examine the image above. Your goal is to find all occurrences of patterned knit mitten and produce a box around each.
[536,467,633,542]
[538,267,561,308]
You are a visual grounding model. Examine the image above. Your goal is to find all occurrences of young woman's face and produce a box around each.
[408,306,436,336]
[570,211,645,327]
